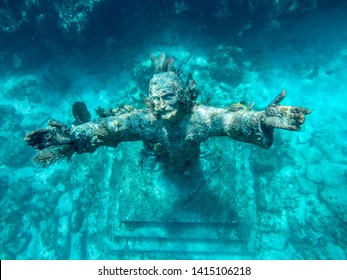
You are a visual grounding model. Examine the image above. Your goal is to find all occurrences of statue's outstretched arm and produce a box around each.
[25,110,147,166]
[223,90,311,148]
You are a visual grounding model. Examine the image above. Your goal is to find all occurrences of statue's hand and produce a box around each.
[25,119,73,150]
[264,90,311,131]
[24,119,77,166]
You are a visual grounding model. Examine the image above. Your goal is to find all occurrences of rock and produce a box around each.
[71,201,84,233]
[320,185,347,210]
[6,231,32,256]
[3,75,41,102]
[132,60,153,91]
[306,162,347,186]
[296,175,318,194]
[321,163,347,186]
[55,215,71,259]
[208,45,244,86]
[258,212,287,233]
[0,139,33,168]
[305,163,323,183]
[0,168,9,200]
[189,56,209,68]
[326,243,345,259]
[280,166,296,183]
[0,105,23,130]
[299,146,323,164]
[261,233,288,250]
[57,192,72,216]
[257,246,296,259]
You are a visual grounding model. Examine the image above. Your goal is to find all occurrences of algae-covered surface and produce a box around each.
[0,0,346,259]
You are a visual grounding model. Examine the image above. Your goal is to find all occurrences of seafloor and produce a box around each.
[0,0,346,259]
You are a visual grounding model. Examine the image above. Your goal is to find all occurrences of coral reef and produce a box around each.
[208,45,245,86]
[0,0,104,35]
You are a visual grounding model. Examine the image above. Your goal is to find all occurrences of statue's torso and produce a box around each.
[140,111,210,165]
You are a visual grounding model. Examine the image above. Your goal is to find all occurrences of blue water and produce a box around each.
[0,0,346,260]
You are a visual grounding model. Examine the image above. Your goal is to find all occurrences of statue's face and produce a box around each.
[148,72,186,122]
[151,86,180,120]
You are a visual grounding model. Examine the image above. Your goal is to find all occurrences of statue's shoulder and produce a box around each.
[191,103,208,113]
[192,103,224,116]
[190,104,213,124]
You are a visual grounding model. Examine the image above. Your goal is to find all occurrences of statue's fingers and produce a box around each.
[24,132,41,148]
[48,119,66,128]
[291,107,311,115]
[274,122,299,131]
[296,112,307,125]
[24,128,51,150]
[272,117,301,131]
[24,131,35,144]
[277,118,300,130]
[269,90,287,107]
[300,107,311,115]
[285,112,306,126]
[286,124,300,131]
[25,129,42,142]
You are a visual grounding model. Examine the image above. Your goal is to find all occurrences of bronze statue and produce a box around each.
[24,58,310,169]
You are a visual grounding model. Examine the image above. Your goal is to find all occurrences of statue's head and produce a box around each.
[147,72,195,122]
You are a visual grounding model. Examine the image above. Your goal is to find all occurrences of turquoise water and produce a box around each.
[0,0,346,259]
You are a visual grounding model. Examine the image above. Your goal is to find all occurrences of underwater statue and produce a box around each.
[25,59,310,169]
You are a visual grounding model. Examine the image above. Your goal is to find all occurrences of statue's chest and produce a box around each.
[157,125,189,148]
[151,128,199,161]
[143,120,202,161]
